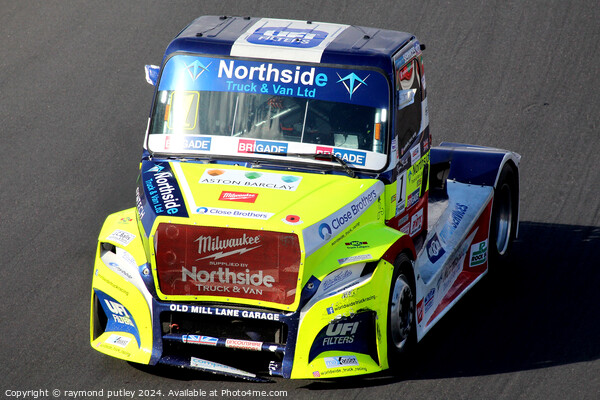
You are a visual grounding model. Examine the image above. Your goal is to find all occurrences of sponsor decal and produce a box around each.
[225,339,263,351]
[199,169,302,191]
[141,161,188,219]
[156,225,300,304]
[345,241,369,249]
[303,182,383,256]
[95,290,141,347]
[313,371,321,378]
[326,295,377,316]
[282,214,303,225]
[426,233,446,263]
[190,357,255,378]
[399,223,410,234]
[406,188,420,209]
[470,240,488,267]
[316,146,367,166]
[118,217,133,224]
[194,206,273,220]
[325,356,359,368]
[321,269,353,292]
[158,55,389,113]
[182,335,218,346]
[424,288,435,314]
[105,334,131,349]
[135,185,145,220]
[439,203,469,243]
[218,191,258,203]
[238,139,288,154]
[319,223,333,240]
[337,254,373,265]
[416,299,424,323]
[309,312,375,362]
[195,233,261,260]
[410,144,421,165]
[168,304,281,321]
[247,27,329,48]
[165,135,211,151]
[435,230,477,301]
[410,207,424,236]
[106,230,135,247]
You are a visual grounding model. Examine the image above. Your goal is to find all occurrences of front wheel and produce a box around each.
[387,253,416,368]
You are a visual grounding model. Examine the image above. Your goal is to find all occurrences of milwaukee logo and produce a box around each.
[218,191,258,203]
[195,234,261,260]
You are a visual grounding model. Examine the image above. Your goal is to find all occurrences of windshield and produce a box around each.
[148,55,390,171]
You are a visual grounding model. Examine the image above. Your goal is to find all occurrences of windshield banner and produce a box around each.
[159,55,389,108]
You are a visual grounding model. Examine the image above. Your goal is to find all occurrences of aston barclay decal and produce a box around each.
[199,169,302,191]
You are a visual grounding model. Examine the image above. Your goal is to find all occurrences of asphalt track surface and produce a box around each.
[1,1,599,399]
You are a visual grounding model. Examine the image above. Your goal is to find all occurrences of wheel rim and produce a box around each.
[494,182,513,255]
[389,274,414,350]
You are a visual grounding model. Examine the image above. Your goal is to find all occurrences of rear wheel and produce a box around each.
[387,253,416,368]
[490,163,518,265]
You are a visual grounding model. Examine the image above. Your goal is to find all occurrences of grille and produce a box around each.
[155,224,301,305]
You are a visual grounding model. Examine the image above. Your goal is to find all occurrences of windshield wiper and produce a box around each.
[254,152,356,178]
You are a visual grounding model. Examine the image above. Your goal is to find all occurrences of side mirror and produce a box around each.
[144,65,160,86]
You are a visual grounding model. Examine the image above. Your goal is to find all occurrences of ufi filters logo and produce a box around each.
[195,233,261,260]
[247,27,329,48]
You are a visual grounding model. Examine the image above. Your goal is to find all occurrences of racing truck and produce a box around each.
[90,16,520,381]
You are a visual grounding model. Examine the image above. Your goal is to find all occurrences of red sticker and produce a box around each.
[219,191,258,203]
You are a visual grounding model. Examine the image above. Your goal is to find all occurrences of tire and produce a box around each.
[387,253,416,368]
[489,162,518,266]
